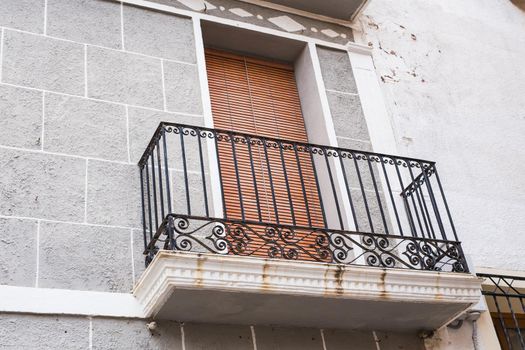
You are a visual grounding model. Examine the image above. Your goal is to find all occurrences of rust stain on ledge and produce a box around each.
[194,254,207,287]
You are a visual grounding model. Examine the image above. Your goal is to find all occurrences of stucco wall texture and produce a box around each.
[357,0,525,271]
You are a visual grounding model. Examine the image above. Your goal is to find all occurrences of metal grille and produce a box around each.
[479,273,525,350]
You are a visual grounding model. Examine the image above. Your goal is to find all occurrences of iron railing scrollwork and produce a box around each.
[139,122,468,273]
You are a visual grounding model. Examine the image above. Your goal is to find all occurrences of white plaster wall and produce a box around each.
[355,0,525,271]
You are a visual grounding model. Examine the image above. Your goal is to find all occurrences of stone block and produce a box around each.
[322,329,376,350]
[0,84,43,149]
[0,0,45,33]
[123,5,196,62]
[38,221,133,292]
[171,170,211,217]
[349,188,392,234]
[92,318,182,350]
[183,323,253,350]
[2,30,84,95]
[255,326,323,350]
[317,47,358,94]
[127,106,204,164]
[133,228,146,281]
[0,218,37,287]
[337,137,373,152]
[375,331,425,350]
[86,160,142,228]
[0,148,85,221]
[87,46,163,109]
[163,61,202,115]
[0,314,89,349]
[47,0,121,48]
[44,93,127,161]
[327,91,369,141]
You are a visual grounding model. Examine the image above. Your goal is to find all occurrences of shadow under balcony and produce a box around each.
[133,122,481,331]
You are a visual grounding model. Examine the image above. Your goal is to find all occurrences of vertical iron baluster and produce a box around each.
[393,158,416,236]
[156,135,165,220]
[246,136,262,222]
[323,147,343,230]
[338,152,358,231]
[366,155,388,234]
[352,151,374,233]
[230,133,245,221]
[408,164,433,239]
[433,168,457,241]
[403,161,424,237]
[505,294,525,349]
[278,140,296,225]
[379,156,403,235]
[293,144,311,227]
[213,131,227,219]
[161,127,172,214]
[263,138,280,224]
[144,156,154,241]
[493,294,513,350]
[419,163,446,239]
[139,166,148,250]
[197,129,209,217]
[179,126,191,216]
[309,147,327,228]
[150,154,159,232]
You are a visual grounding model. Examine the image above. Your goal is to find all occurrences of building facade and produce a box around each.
[0,0,523,349]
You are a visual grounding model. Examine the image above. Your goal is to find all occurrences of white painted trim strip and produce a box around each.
[0,285,144,318]
[112,0,371,55]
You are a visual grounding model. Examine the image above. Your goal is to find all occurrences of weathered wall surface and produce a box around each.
[0,0,203,292]
[0,313,425,350]
[357,0,525,271]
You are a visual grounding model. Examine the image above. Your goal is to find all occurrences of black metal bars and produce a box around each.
[479,273,525,350]
[139,122,466,272]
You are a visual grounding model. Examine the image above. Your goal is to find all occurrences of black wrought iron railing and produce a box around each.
[479,273,525,350]
[138,122,468,272]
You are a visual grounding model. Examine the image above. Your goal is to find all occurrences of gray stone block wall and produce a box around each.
[0,314,425,350]
[317,46,394,234]
[0,1,200,293]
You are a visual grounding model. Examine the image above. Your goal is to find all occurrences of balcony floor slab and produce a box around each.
[133,251,482,331]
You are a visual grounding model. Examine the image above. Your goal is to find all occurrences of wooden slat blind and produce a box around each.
[205,49,325,259]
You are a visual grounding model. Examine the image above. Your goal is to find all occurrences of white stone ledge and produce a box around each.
[134,251,482,330]
[0,285,144,318]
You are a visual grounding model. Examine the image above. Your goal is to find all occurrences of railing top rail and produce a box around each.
[138,121,436,168]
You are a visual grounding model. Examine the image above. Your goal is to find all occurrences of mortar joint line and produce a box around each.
[43,0,48,36]
[250,325,258,350]
[320,329,328,350]
[84,159,89,223]
[125,105,131,163]
[84,44,88,97]
[89,317,93,350]
[120,1,125,51]
[41,92,45,150]
[180,323,186,350]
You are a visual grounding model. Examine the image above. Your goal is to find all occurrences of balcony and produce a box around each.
[133,122,481,330]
